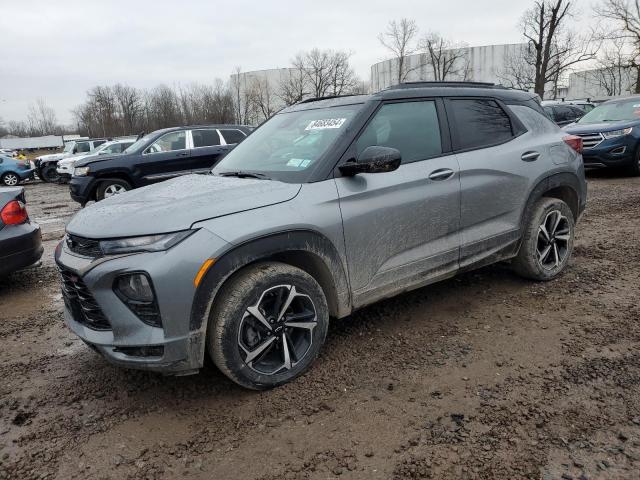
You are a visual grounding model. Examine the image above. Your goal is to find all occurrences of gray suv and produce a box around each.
[55,82,587,389]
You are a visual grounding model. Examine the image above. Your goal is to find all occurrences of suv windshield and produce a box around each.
[213,104,362,182]
[578,99,640,124]
[123,133,154,154]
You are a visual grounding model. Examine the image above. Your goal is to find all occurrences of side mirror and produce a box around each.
[339,146,401,176]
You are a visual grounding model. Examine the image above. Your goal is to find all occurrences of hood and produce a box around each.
[564,119,639,134]
[66,174,302,239]
[75,153,124,167]
[38,152,68,161]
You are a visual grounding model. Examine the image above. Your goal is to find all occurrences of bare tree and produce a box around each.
[378,18,419,83]
[277,67,308,106]
[591,37,635,95]
[419,32,471,81]
[114,84,143,135]
[247,76,277,122]
[27,98,58,135]
[522,0,598,98]
[292,49,360,98]
[499,1,598,98]
[597,0,640,93]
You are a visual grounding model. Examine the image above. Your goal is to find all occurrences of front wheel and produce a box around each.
[208,262,329,390]
[40,164,60,183]
[96,179,132,201]
[512,197,575,281]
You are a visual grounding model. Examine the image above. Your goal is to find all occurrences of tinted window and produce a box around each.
[146,131,186,153]
[192,129,220,147]
[93,140,106,148]
[220,129,246,144]
[356,100,442,164]
[450,99,513,150]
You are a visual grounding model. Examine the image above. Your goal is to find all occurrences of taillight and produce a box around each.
[1,200,28,225]
[563,135,583,154]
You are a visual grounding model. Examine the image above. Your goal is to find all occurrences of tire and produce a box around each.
[96,179,132,201]
[208,261,329,390]
[512,197,575,281]
[40,164,60,183]
[1,172,20,187]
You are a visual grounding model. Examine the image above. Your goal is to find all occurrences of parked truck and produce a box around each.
[0,135,82,151]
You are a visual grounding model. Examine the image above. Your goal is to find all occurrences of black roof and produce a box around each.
[284,82,538,112]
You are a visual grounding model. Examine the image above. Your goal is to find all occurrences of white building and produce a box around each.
[370,43,528,92]
[567,67,637,100]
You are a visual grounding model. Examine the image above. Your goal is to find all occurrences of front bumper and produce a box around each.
[54,228,230,374]
[69,176,96,205]
[581,136,637,168]
[0,222,43,276]
[56,164,73,176]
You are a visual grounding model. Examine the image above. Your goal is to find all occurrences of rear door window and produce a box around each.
[192,129,221,147]
[76,142,91,153]
[355,100,442,164]
[449,99,514,150]
[220,129,246,145]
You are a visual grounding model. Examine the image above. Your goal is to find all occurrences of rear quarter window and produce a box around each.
[509,105,560,134]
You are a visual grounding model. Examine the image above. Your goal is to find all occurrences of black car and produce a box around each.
[0,187,43,276]
[543,104,586,126]
[69,125,252,205]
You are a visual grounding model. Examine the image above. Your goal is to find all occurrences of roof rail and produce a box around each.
[298,94,365,104]
[386,81,504,90]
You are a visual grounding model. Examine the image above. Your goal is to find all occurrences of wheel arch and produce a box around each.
[516,172,584,255]
[189,230,351,333]
[93,172,134,200]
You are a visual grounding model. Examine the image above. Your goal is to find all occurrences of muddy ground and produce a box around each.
[1,174,639,480]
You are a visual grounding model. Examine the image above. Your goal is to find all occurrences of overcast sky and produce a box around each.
[0,0,575,125]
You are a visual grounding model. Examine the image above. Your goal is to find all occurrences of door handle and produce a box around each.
[521,151,540,162]
[177,151,189,157]
[428,168,455,181]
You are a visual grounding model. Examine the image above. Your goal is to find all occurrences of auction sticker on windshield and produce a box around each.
[305,118,346,130]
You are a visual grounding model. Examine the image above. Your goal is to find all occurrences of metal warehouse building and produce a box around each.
[370,43,528,92]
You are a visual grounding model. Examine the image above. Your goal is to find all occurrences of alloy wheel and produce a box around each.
[536,210,571,270]
[238,284,317,375]
[3,174,19,186]
[103,184,127,198]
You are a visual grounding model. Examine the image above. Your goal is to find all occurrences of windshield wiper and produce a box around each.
[217,171,271,180]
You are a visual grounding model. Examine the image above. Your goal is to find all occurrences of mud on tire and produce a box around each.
[207,261,329,390]
[512,197,575,281]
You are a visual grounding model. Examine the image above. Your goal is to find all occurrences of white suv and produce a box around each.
[57,139,135,180]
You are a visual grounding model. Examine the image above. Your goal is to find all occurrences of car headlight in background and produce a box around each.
[99,230,194,255]
[602,127,633,139]
[74,166,90,176]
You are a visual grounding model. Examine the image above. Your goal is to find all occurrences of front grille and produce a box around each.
[59,267,111,330]
[574,132,604,149]
[66,234,102,258]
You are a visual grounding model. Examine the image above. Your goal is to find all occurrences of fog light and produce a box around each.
[116,273,154,302]
[114,273,162,327]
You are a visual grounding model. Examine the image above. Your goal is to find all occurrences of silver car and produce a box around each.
[55,82,587,389]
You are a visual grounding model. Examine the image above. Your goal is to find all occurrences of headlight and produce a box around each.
[74,166,90,176]
[602,127,633,139]
[99,230,194,255]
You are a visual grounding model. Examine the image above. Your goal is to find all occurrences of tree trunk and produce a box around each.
[635,66,640,94]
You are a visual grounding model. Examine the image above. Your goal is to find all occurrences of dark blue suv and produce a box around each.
[564,96,640,175]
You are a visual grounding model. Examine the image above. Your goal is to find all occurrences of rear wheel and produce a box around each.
[96,179,132,201]
[40,164,60,183]
[1,172,20,186]
[208,262,329,390]
[513,197,575,281]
